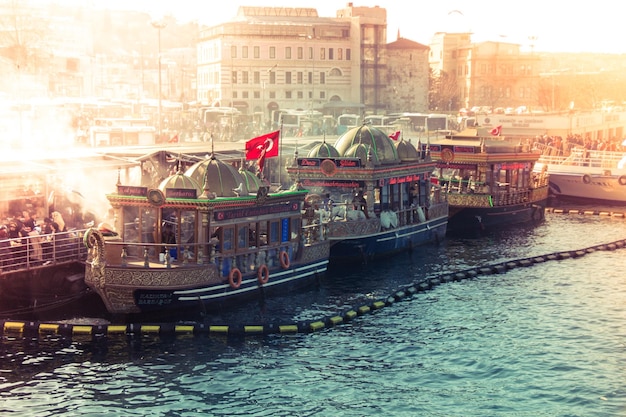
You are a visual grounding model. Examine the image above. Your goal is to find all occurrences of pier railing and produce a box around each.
[0,228,89,274]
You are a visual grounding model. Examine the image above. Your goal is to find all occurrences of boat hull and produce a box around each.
[328,216,447,263]
[447,199,548,234]
[547,172,626,203]
[84,230,330,315]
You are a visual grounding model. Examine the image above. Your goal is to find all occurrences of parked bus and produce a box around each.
[336,114,362,135]
[89,117,156,147]
[271,109,324,136]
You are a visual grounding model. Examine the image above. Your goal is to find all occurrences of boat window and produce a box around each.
[237,225,248,249]
[221,226,234,252]
[290,218,300,240]
[269,220,279,244]
[122,206,140,242]
[281,218,290,242]
[180,210,196,245]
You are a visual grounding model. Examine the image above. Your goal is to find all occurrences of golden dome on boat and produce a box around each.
[334,124,399,164]
[185,156,248,198]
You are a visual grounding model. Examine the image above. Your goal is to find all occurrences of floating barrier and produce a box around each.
[546,207,626,218]
[2,238,625,341]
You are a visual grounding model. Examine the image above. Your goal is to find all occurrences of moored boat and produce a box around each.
[426,129,549,234]
[83,152,330,316]
[533,143,626,203]
[286,124,448,264]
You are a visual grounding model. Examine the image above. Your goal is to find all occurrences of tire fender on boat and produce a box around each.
[619,175,626,186]
[582,174,592,184]
[257,264,270,285]
[279,250,290,269]
[228,268,242,289]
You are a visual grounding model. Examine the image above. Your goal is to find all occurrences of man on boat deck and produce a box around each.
[352,189,369,219]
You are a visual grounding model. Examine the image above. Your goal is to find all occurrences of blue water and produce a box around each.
[1,209,626,416]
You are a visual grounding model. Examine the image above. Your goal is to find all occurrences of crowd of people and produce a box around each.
[534,133,626,155]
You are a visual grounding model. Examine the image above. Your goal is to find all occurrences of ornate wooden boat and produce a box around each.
[426,129,549,234]
[286,124,448,264]
[83,153,330,315]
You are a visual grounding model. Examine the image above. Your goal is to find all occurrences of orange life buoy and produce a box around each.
[582,174,592,184]
[279,250,290,269]
[228,268,242,289]
[257,264,270,285]
[619,175,626,186]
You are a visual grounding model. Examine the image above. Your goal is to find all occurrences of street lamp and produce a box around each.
[151,19,167,141]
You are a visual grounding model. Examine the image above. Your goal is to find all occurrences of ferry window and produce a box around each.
[180,210,196,246]
[281,218,290,242]
[290,218,300,240]
[123,206,140,242]
[221,227,234,252]
[269,221,279,244]
[237,225,248,249]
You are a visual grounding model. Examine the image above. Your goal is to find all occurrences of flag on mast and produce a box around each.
[245,130,280,173]
[490,125,502,136]
[389,130,401,141]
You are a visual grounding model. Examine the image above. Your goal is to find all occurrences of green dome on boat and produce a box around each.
[343,142,378,165]
[334,124,399,164]
[395,138,420,162]
[158,171,203,196]
[185,156,248,198]
[306,141,340,158]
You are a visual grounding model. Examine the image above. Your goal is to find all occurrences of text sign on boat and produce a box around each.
[297,158,361,168]
[166,188,197,199]
[117,185,148,197]
[300,179,363,189]
[215,201,300,221]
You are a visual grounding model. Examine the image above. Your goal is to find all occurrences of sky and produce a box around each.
[100,0,625,54]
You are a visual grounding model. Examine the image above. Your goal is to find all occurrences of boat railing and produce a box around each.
[535,143,626,169]
[444,181,548,208]
[96,224,326,276]
[0,228,89,274]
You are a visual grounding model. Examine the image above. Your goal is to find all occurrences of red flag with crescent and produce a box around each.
[389,130,401,141]
[490,125,502,136]
[245,130,280,173]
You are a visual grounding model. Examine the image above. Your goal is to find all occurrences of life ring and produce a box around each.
[228,268,242,289]
[257,264,270,285]
[619,175,626,186]
[582,174,592,184]
[279,250,290,269]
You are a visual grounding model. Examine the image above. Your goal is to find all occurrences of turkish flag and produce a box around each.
[490,125,502,136]
[245,130,280,160]
[389,130,401,141]
[246,130,280,173]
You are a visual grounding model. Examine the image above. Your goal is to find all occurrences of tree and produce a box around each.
[429,69,458,112]
[0,0,50,73]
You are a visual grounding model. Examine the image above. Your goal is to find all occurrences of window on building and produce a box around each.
[328,48,334,60]
[297,91,303,99]
[297,72,303,84]
[286,91,292,99]
[231,45,237,59]
[269,91,276,99]
[270,47,275,59]
[242,71,248,84]
[254,71,260,84]
[242,91,249,98]
[346,48,351,60]
[233,91,238,98]
[254,91,260,99]
[232,71,237,84]
[285,47,291,59]
[308,46,313,60]
[320,48,325,60]
[243,46,248,59]
[319,91,325,99]
[298,47,303,59]
[308,71,313,84]
[286,72,292,84]
[338,48,343,60]
[319,72,325,84]
[269,71,276,84]
[254,46,260,58]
